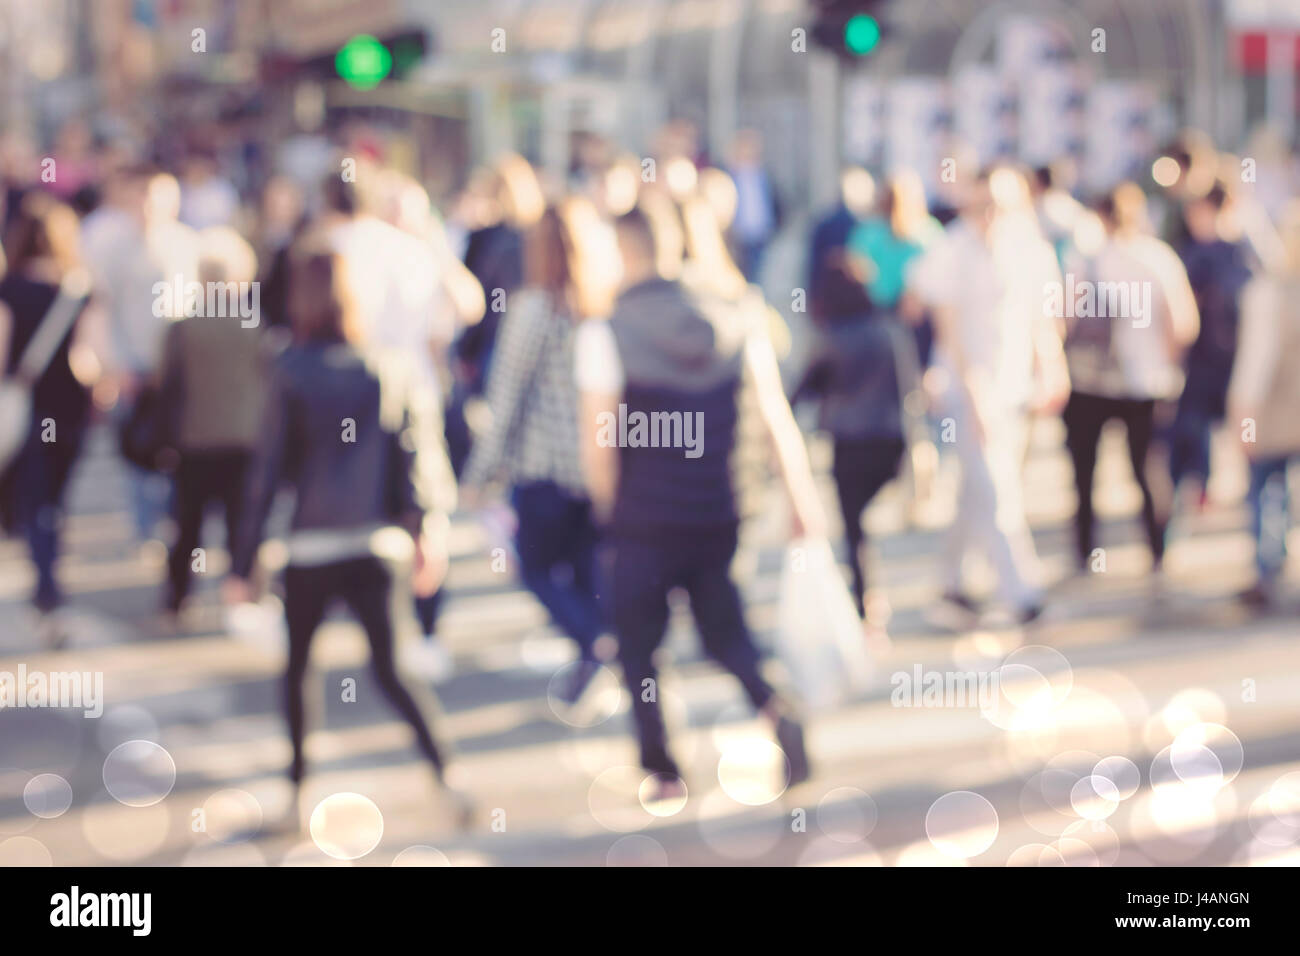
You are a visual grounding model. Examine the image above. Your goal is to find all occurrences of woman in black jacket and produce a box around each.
[225,243,469,825]
[0,194,93,644]
[792,257,920,624]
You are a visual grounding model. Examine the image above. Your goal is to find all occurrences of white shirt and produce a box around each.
[180,176,239,230]
[81,211,200,374]
[909,216,1061,410]
[329,217,451,393]
[573,319,623,394]
[1063,234,1196,399]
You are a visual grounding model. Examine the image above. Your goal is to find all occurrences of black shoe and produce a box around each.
[943,591,981,614]
[559,659,602,706]
[1017,602,1047,626]
[646,773,688,804]
[775,714,811,788]
[1237,582,1274,610]
[931,591,982,631]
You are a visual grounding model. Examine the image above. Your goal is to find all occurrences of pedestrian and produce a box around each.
[157,226,268,618]
[575,205,825,800]
[1227,200,1300,607]
[461,200,613,705]
[726,129,780,283]
[847,169,943,366]
[792,256,921,627]
[322,172,461,681]
[82,168,199,555]
[225,244,470,824]
[909,167,1069,625]
[449,155,544,475]
[1169,182,1253,513]
[0,193,96,645]
[1058,184,1198,576]
[807,166,875,321]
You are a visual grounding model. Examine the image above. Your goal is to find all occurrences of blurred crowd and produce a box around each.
[0,113,1297,815]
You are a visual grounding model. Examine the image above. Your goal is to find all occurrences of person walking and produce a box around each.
[909,168,1069,625]
[322,172,461,681]
[1169,182,1253,512]
[157,227,269,617]
[1228,200,1300,607]
[225,244,469,824]
[792,257,920,627]
[461,200,612,705]
[575,205,825,799]
[82,168,199,553]
[1058,184,1198,576]
[0,194,95,644]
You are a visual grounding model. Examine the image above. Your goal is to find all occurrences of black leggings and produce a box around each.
[282,556,446,783]
[832,437,905,617]
[1063,392,1167,567]
[167,449,249,610]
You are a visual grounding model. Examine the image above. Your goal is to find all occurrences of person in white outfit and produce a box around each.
[909,167,1069,625]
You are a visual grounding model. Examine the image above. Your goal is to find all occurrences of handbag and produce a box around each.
[0,269,91,473]
[774,537,874,712]
[118,382,178,472]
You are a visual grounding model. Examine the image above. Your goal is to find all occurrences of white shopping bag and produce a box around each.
[225,595,288,658]
[775,537,873,711]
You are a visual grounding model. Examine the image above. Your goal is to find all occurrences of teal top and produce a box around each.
[848,216,942,308]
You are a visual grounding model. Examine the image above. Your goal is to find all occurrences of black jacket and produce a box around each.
[231,342,444,577]
[792,314,918,441]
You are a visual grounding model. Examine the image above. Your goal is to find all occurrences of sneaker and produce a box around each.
[774,714,812,788]
[402,639,455,683]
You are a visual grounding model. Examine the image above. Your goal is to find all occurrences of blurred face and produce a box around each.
[615,228,654,289]
[263,178,302,230]
[144,175,181,223]
[961,181,995,236]
[1183,199,1218,241]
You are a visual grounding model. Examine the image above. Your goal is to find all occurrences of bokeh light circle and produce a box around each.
[308,793,384,861]
[103,740,175,807]
[23,773,72,819]
[925,791,998,860]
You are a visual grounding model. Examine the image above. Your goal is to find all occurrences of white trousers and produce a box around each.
[941,404,1043,608]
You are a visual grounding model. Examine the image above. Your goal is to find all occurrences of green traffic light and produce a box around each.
[844,14,880,56]
[336,34,392,89]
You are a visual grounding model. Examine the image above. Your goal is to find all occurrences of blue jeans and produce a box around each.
[511,481,603,659]
[1169,379,1225,489]
[113,397,172,540]
[1248,457,1293,580]
[11,424,86,610]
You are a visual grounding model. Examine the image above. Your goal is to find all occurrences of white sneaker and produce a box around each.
[403,639,455,683]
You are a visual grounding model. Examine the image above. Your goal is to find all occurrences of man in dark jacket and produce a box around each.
[575,206,825,800]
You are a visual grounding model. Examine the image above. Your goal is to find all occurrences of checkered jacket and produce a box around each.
[463,289,587,496]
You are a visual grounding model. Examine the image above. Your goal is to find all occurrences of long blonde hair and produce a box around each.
[525,196,616,320]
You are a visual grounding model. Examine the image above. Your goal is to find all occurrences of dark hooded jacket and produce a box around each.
[606,278,752,535]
